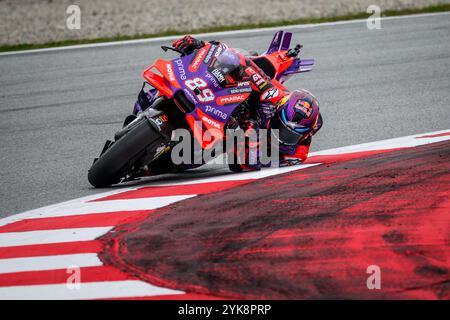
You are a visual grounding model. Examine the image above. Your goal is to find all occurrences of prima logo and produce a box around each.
[175,59,186,80]
[205,72,219,88]
[205,105,227,120]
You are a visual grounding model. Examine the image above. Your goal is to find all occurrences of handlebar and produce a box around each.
[161,46,185,57]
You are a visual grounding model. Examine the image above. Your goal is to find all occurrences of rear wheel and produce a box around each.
[88,119,165,188]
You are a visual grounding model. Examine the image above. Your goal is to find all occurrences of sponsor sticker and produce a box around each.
[256,78,267,88]
[189,47,208,72]
[204,44,217,65]
[174,59,187,81]
[214,44,225,58]
[205,105,228,120]
[294,100,313,118]
[205,72,220,88]
[166,63,176,82]
[151,114,169,130]
[245,66,257,75]
[252,73,262,82]
[202,115,222,129]
[216,93,248,105]
[211,68,225,83]
[229,86,252,95]
[261,87,279,100]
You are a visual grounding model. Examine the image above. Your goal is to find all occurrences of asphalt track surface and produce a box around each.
[1,13,450,217]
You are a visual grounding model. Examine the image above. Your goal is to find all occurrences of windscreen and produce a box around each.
[211,48,242,80]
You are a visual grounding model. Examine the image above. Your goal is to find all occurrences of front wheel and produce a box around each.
[88,119,165,188]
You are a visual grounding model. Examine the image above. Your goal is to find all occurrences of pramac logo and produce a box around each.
[216,93,248,105]
[189,47,208,73]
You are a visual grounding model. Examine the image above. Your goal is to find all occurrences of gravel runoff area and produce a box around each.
[1,0,450,46]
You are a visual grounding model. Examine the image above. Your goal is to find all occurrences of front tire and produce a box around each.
[88,119,163,188]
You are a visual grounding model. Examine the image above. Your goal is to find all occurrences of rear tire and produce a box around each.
[88,119,163,188]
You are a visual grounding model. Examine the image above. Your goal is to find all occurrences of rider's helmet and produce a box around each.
[270,89,322,145]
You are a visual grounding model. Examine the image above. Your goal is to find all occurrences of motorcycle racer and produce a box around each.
[173,35,323,169]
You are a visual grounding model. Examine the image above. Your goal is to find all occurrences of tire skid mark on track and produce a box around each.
[108,139,449,299]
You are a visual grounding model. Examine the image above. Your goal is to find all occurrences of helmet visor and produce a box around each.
[212,48,241,75]
[270,110,304,146]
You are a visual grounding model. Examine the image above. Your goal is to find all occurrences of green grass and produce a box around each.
[1,3,450,53]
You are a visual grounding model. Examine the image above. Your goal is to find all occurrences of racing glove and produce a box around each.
[172,35,205,55]
[279,137,311,164]
[228,120,261,172]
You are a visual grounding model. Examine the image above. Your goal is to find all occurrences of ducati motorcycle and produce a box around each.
[88,31,315,187]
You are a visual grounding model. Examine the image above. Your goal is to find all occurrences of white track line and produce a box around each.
[24,195,194,217]
[148,163,320,187]
[310,129,450,156]
[0,253,102,274]
[0,195,194,227]
[1,11,449,56]
[0,227,112,247]
[0,188,143,227]
[0,280,184,300]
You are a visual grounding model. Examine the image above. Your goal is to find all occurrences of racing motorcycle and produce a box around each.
[88,31,315,187]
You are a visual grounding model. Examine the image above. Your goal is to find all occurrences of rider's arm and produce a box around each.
[282,137,311,162]
[172,35,205,55]
[241,58,288,109]
[172,35,225,55]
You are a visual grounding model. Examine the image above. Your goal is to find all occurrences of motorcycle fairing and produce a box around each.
[266,30,292,54]
[142,31,314,149]
[142,59,181,98]
[259,30,315,82]
[171,44,251,149]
